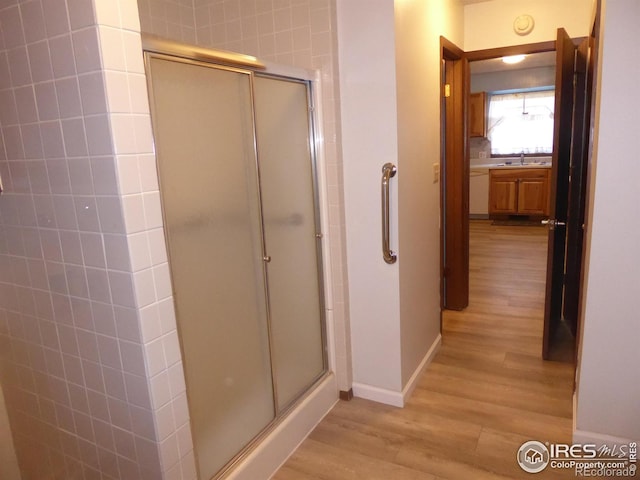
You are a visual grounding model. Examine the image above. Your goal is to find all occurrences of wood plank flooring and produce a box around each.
[273,220,575,480]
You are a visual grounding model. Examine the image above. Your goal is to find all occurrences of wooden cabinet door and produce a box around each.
[518,177,549,215]
[469,92,486,137]
[489,177,517,213]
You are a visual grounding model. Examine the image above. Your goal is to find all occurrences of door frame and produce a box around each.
[440,36,469,311]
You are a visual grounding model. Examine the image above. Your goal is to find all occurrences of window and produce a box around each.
[487,89,555,156]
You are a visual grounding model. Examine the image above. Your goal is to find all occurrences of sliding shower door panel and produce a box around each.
[146,56,275,479]
[253,76,326,411]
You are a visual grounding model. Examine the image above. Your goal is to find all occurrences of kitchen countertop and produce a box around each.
[471,157,552,170]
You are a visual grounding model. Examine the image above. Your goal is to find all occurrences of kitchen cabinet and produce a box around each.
[489,168,550,216]
[469,92,486,137]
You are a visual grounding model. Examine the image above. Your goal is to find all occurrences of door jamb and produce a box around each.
[440,37,469,313]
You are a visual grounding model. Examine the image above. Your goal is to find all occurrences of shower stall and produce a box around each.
[144,40,329,479]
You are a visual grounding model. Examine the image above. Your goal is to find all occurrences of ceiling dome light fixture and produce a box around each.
[502,54,526,65]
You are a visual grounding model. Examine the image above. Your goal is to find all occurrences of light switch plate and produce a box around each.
[433,163,440,183]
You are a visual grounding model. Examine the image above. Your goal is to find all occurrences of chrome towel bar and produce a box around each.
[381,163,397,264]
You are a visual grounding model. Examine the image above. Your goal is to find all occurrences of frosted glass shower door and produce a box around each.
[253,76,326,410]
[146,56,275,479]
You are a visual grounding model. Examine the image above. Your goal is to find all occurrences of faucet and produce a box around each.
[520,151,525,165]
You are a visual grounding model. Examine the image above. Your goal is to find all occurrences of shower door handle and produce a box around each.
[381,163,397,264]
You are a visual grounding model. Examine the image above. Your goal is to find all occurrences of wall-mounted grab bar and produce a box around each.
[381,163,397,264]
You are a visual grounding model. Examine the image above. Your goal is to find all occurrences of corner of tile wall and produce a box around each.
[0,0,195,478]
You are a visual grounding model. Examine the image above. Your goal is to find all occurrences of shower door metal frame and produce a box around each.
[143,37,329,480]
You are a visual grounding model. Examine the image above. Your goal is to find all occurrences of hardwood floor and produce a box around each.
[273,220,575,480]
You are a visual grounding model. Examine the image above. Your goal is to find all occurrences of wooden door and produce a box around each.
[563,38,590,336]
[542,28,575,359]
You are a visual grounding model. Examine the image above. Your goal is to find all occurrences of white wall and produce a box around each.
[337,0,463,402]
[337,0,403,393]
[394,0,463,386]
[464,0,592,51]
[575,0,640,443]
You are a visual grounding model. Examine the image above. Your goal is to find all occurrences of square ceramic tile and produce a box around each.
[88,156,117,196]
[20,0,47,43]
[61,118,89,157]
[119,340,145,376]
[96,195,125,233]
[42,0,71,37]
[84,114,114,156]
[72,27,102,74]
[67,0,96,30]
[116,154,141,195]
[159,432,179,471]
[147,228,167,265]
[110,114,137,154]
[124,372,151,409]
[78,72,108,115]
[68,157,94,195]
[7,46,32,87]
[85,267,111,303]
[138,154,159,193]
[94,0,121,28]
[149,370,171,409]
[121,194,145,233]
[54,78,82,119]
[122,31,144,74]
[80,232,106,268]
[107,396,132,431]
[70,296,94,330]
[139,304,161,343]
[49,34,77,79]
[113,305,140,342]
[0,90,18,125]
[74,196,101,232]
[15,86,39,123]
[27,40,54,83]
[133,268,155,308]
[91,301,116,336]
[52,195,78,230]
[152,263,171,301]
[127,231,151,272]
[1,6,25,49]
[98,26,126,72]
[103,233,131,271]
[59,230,83,265]
[35,81,60,121]
[104,70,131,113]
[102,365,127,400]
[142,192,162,229]
[133,115,153,153]
[41,122,66,161]
[22,125,44,161]
[108,270,136,308]
[119,0,142,32]
[20,124,44,160]
[153,400,174,441]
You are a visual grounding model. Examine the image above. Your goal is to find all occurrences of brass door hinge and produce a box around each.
[444,84,451,98]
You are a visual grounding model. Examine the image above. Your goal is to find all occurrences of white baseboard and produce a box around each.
[352,382,404,407]
[228,373,338,480]
[352,334,442,408]
[402,333,442,404]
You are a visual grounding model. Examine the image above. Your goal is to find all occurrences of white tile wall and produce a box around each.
[0,0,195,478]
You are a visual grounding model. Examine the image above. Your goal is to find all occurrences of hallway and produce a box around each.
[273,221,575,479]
